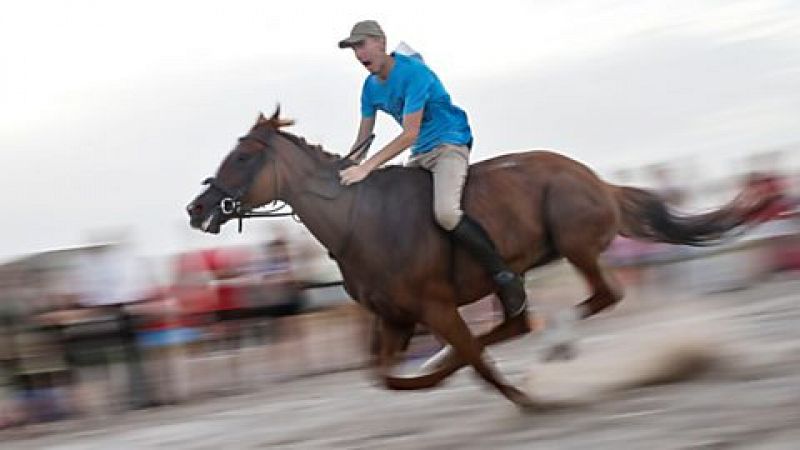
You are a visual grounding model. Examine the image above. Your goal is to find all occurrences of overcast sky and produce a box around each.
[1,0,798,261]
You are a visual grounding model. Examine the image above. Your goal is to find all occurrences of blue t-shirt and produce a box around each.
[360,53,473,155]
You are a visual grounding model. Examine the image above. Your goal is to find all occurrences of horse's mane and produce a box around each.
[277,130,344,167]
[250,108,347,167]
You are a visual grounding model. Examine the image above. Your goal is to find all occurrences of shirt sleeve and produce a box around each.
[360,79,376,118]
[402,67,433,116]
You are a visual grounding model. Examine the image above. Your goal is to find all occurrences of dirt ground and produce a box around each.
[4,275,800,449]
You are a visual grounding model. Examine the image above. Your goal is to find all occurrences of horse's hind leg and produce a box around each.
[564,249,623,320]
[545,185,623,320]
[421,301,535,407]
[541,247,623,361]
[541,181,623,359]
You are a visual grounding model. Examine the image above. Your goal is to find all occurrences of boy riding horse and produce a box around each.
[337,20,529,325]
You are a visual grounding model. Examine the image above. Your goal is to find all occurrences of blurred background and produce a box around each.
[1,0,799,442]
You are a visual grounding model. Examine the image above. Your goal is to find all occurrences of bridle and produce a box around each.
[201,130,274,223]
[199,129,375,232]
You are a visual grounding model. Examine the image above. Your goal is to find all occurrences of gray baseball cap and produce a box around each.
[338,20,385,49]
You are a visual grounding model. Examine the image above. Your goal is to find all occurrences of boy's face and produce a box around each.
[351,36,386,75]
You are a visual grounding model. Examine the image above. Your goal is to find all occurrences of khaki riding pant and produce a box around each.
[406,143,470,231]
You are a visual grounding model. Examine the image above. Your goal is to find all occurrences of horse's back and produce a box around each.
[362,149,607,235]
[372,150,599,193]
[470,150,601,182]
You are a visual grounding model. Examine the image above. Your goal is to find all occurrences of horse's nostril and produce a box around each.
[187,203,203,215]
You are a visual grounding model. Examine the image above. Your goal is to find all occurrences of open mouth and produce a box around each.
[361,59,372,69]
[200,211,221,234]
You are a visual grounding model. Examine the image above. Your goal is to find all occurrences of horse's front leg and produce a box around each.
[420,309,533,374]
[421,300,536,408]
[370,318,414,385]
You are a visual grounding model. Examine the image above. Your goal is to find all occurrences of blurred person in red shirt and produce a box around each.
[197,246,252,390]
[742,171,800,274]
[743,171,794,223]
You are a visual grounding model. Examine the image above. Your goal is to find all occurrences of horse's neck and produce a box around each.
[293,194,353,254]
[280,148,355,257]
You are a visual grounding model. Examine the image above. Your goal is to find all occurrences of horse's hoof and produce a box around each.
[419,346,458,373]
[541,342,578,362]
[384,370,448,390]
[505,387,538,410]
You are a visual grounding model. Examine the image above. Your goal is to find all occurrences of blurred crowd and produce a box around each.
[605,163,800,293]
[0,231,369,429]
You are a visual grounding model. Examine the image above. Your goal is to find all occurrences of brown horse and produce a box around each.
[187,108,772,407]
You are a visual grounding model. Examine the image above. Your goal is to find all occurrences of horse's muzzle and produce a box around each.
[187,202,222,234]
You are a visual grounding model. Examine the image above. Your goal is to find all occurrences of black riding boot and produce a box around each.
[450,215,528,320]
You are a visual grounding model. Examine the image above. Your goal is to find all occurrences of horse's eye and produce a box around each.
[237,153,251,162]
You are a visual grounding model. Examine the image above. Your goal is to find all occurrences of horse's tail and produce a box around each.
[612,185,776,246]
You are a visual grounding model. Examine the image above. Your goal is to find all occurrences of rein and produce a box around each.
[343,133,375,163]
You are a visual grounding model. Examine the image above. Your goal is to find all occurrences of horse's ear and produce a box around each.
[255,112,268,126]
[270,104,281,122]
[268,103,295,129]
